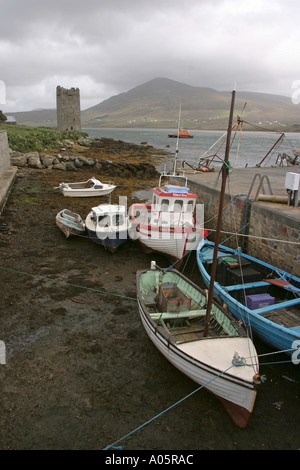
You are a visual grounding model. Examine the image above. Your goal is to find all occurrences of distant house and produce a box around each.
[5,116,17,125]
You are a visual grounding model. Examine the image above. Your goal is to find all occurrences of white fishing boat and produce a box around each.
[55,177,116,197]
[85,204,130,253]
[129,174,205,266]
[136,264,259,428]
[55,209,86,238]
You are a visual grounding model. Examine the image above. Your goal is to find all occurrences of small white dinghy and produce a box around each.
[55,177,116,197]
[56,209,86,238]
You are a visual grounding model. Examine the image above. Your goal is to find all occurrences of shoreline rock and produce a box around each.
[9,137,161,178]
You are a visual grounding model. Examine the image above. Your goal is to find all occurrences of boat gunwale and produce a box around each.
[137,296,256,390]
[136,268,257,388]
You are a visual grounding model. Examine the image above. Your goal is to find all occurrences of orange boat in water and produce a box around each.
[168,128,193,139]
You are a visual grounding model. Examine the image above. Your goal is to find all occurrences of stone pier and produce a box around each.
[171,166,300,277]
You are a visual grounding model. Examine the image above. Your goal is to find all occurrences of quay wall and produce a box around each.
[0,130,17,214]
[172,176,300,278]
[0,130,10,171]
[247,204,299,277]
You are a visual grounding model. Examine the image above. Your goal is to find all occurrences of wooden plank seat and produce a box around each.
[150,309,206,320]
[224,281,271,292]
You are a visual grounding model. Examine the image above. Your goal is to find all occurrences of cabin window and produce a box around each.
[186,200,194,212]
[174,200,183,212]
[112,214,124,226]
[98,215,109,227]
[161,199,169,211]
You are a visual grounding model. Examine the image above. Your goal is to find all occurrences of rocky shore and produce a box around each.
[9,136,164,178]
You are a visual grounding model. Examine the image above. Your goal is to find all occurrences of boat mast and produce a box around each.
[173,102,181,175]
[203,89,236,337]
[257,133,285,167]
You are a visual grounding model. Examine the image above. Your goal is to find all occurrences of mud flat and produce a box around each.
[0,142,299,450]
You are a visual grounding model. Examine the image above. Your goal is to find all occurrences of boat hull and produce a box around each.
[55,210,85,239]
[86,228,128,253]
[136,226,202,262]
[56,177,116,197]
[137,268,258,428]
[196,240,300,356]
[61,187,115,197]
[168,135,193,139]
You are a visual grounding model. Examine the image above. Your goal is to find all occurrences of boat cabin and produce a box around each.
[149,176,198,227]
[89,204,127,230]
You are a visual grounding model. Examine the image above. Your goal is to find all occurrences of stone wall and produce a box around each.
[56,86,81,131]
[10,149,158,178]
[248,204,300,277]
[185,178,247,245]
[172,176,300,277]
[0,130,11,172]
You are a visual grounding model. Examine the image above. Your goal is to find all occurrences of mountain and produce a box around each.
[5,108,57,128]
[7,78,300,131]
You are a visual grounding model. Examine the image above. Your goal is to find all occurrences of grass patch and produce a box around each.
[15,184,53,193]
[13,196,39,206]
[0,123,88,153]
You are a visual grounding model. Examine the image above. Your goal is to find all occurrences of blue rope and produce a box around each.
[103,363,236,450]
[103,353,296,450]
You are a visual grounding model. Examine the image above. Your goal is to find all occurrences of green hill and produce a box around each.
[7,77,300,131]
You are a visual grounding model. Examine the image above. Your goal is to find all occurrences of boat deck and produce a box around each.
[261,305,300,329]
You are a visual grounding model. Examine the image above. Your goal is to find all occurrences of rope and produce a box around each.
[0,266,137,302]
[103,362,237,450]
[103,347,296,450]
[206,228,300,246]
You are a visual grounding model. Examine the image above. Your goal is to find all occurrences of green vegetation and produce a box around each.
[15,184,53,193]
[0,110,7,122]
[0,123,88,153]
[13,195,39,206]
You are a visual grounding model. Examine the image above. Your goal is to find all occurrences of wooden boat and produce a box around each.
[129,174,205,266]
[85,204,130,253]
[197,240,300,356]
[55,209,85,238]
[55,177,116,197]
[168,128,193,139]
[136,264,259,428]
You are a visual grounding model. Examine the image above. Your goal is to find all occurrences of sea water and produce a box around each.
[83,127,300,169]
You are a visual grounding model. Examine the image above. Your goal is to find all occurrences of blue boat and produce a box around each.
[196,240,300,357]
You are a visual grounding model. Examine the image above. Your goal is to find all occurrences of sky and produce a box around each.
[1,0,300,112]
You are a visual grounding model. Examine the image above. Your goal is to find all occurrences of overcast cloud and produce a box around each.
[1,0,300,112]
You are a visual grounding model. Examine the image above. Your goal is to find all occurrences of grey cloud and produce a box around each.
[1,0,300,111]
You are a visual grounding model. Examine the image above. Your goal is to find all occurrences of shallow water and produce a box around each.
[84,127,300,169]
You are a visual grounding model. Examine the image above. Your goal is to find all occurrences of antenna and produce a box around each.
[173,102,181,175]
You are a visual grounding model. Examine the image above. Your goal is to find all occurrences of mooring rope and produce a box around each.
[0,265,137,302]
[103,350,297,450]
[103,362,237,450]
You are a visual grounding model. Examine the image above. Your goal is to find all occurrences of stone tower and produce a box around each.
[56,86,81,131]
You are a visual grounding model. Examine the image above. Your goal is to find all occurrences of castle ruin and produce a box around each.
[56,86,81,131]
